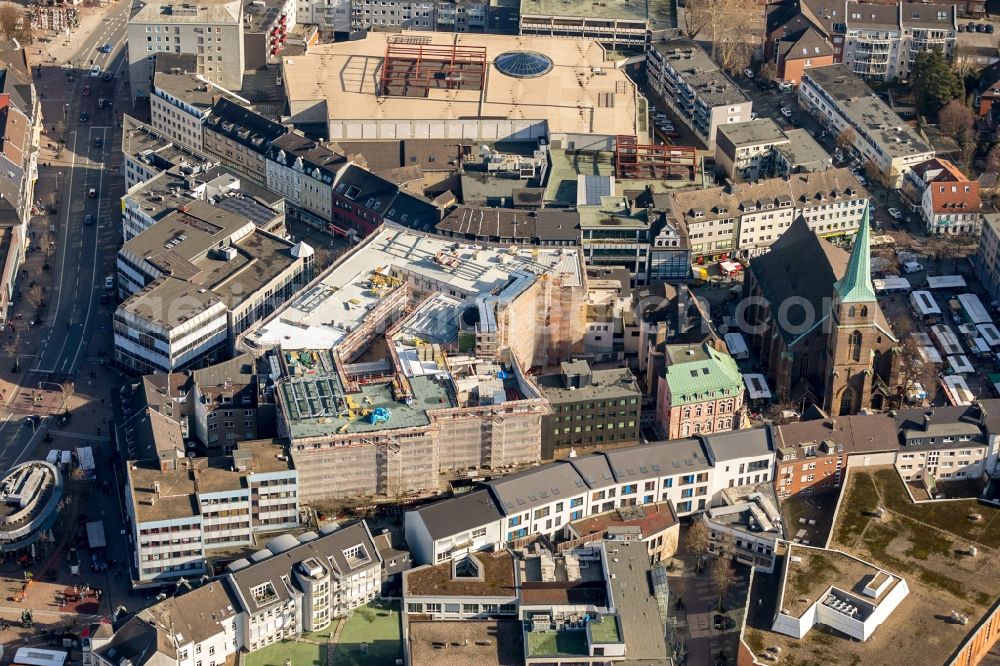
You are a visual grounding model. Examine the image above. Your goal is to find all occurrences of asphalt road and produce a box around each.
[0,4,130,472]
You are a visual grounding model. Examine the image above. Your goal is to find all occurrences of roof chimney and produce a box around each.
[923,412,932,430]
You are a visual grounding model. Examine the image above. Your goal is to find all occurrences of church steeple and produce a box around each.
[834,203,876,304]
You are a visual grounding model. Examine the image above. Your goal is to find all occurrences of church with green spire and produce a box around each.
[742,204,900,415]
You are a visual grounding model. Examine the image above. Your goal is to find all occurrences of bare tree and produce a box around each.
[2,328,20,373]
[987,143,1000,175]
[711,554,737,610]
[952,43,979,84]
[759,61,778,82]
[938,99,975,142]
[686,519,710,563]
[893,331,937,407]
[836,127,857,154]
[0,3,19,41]
[959,126,976,170]
[26,284,45,313]
[684,0,760,75]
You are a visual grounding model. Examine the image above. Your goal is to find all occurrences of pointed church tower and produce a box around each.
[824,205,879,416]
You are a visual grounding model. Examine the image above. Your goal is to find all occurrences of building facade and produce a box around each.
[536,361,642,459]
[646,37,753,148]
[202,99,288,185]
[842,2,956,81]
[126,0,245,100]
[657,343,746,439]
[901,158,981,235]
[798,65,935,187]
[670,168,867,260]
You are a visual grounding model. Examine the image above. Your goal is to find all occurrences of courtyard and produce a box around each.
[245,601,401,666]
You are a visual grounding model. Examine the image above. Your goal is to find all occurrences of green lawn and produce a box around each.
[332,600,402,666]
[246,639,326,666]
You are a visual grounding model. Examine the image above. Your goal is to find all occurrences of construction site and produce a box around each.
[241,226,588,502]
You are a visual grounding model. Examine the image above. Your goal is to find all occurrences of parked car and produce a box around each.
[986,24,994,33]
[750,111,758,120]
[902,261,924,274]
[967,22,977,30]
[888,207,903,219]
[744,68,754,78]
[780,107,793,118]
[94,136,103,149]
[105,276,114,290]
[958,24,966,32]
[976,23,988,32]
[778,81,793,92]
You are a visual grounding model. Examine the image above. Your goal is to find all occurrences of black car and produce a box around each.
[79,111,89,123]
[987,24,995,33]
[94,136,103,149]
[84,214,94,225]
[103,72,113,82]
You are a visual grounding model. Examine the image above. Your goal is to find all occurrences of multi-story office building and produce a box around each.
[150,53,221,153]
[121,114,214,191]
[975,214,1000,303]
[646,37,753,148]
[798,65,935,187]
[715,119,833,182]
[702,483,784,572]
[124,441,298,586]
[518,0,650,49]
[901,157,981,235]
[843,2,956,81]
[535,360,642,459]
[113,200,312,374]
[577,194,655,285]
[669,168,868,260]
[202,98,288,185]
[127,0,245,100]
[404,427,776,565]
[657,342,746,439]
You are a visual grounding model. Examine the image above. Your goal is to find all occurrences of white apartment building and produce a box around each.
[121,114,214,193]
[226,522,381,649]
[149,53,216,152]
[894,407,989,483]
[404,427,775,565]
[843,1,956,81]
[113,200,311,374]
[127,0,245,100]
[91,582,242,666]
[93,522,381,665]
[125,442,298,586]
[647,37,753,147]
[669,168,869,260]
[798,65,934,187]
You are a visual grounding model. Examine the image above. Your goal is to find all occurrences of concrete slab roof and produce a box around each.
[280,32,639,137]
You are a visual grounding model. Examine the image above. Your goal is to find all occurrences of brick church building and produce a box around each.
[743,206,900,414]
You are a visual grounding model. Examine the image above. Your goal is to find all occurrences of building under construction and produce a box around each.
[240,225,588,502]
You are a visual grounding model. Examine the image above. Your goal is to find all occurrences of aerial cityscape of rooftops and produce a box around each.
[0,0,999,663]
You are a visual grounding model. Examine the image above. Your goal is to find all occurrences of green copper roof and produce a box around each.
[834,203,876,304]
[664,344,744,407]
